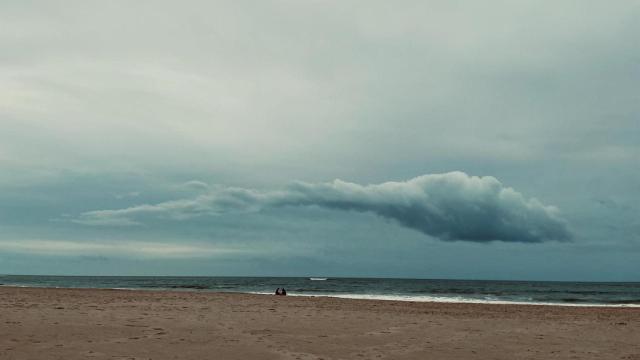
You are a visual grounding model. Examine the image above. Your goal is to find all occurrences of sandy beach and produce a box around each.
[1,286,638,360]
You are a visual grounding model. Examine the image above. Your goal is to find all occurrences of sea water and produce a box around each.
[1,275,639,306]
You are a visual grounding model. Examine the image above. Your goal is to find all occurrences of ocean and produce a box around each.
[1,275,639,307]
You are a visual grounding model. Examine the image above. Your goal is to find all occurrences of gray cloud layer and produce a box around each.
[76,172,571,243]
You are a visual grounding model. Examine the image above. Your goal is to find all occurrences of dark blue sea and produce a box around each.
[1,275,639,306]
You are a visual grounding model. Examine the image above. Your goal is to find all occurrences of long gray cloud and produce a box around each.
[75,172,571,243]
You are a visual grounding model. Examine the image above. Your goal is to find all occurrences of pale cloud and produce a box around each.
[75,172,571,243]
[1,1,637,180]
[0,239,244,258]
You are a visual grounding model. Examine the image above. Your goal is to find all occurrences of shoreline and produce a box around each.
[2,284,639,308]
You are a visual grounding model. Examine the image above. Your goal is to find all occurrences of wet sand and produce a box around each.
[1,286,639,359]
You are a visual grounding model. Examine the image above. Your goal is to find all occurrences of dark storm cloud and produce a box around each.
[75,172,571,243]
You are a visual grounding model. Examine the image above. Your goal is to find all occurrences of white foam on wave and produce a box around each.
[3,284,638,308]
[248,291,640,307]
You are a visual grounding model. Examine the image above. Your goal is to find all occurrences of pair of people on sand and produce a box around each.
[275,287,287,296]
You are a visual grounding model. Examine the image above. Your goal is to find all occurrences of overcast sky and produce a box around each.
[1,1,638,280]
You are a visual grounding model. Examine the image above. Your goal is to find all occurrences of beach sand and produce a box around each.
[1,287,638,359]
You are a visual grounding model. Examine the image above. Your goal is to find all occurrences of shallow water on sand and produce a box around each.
[1,275,639,306]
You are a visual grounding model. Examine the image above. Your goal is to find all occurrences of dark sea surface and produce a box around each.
[1,275,639,306]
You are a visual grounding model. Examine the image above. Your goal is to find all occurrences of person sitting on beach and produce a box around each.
[281,288,287,296]
[275,288,282,295]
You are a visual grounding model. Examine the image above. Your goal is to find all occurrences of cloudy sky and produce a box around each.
[1,1,638,280]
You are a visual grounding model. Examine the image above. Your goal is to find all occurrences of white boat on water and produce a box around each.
[309,277,328,281]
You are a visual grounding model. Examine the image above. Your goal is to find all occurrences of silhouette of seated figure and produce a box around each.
[275,287,287,296]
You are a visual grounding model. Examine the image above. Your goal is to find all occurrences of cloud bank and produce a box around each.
[75,172,571,243]
[0,240,242,259]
